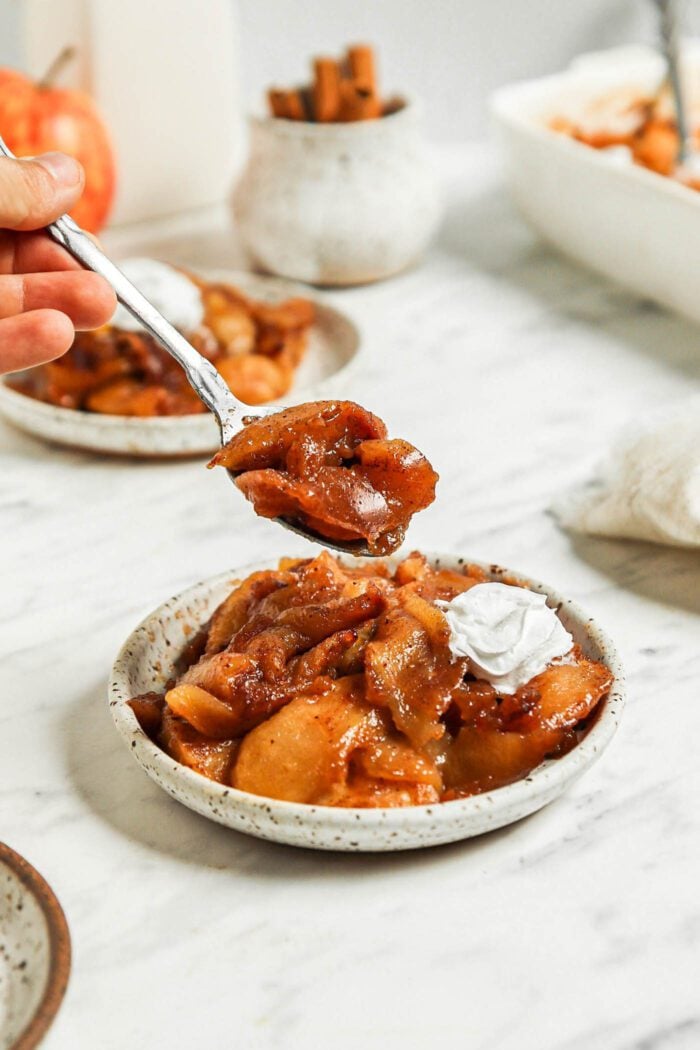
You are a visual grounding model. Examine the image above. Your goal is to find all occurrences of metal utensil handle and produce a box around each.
[48,214,236,416]
[0,134,237,419]
[655,0,689,164]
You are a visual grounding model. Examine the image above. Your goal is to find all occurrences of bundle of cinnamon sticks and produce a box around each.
[268,44,398,123]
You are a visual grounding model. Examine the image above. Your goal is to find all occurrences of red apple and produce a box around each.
[0,48,116,232]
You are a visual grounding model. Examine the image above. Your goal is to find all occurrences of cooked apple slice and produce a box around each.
[159,707,238,783]
[442,724,563,795]
[165,683,244,739]
[355,438,438,518]
[128,692,165,736]
[327,778,440,808]
[241,589,385,673]
[353,734,442,790]
[287,629,359,685]
[205,569,292,655]
[234,467,392,545]
[232,677,375,803]
[525,659,613,731]
[443,657,613,793]
[365,593,467,748]
[209,401,386,473]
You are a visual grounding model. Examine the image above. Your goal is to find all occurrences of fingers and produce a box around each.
[0,310,75,374]
[0,153,85,231]
[0,230,83,276]
[0,154,113,375]
[0,271,116,330]
[1,230,105,277]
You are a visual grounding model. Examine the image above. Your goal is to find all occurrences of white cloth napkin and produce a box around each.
[554,400,700,548]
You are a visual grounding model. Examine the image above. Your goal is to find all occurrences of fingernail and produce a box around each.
[34,151,83,186]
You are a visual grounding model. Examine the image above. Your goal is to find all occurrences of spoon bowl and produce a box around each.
[246,500,378,556]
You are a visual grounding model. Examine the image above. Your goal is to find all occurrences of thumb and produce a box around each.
[0,152,85,232]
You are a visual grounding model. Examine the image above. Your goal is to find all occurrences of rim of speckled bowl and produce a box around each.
[108,553,626,839]
[249,94,420,137]
[0,843,71,1050]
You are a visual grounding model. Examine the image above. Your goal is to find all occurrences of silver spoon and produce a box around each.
[654,0,692,165]
[0,135,374,556]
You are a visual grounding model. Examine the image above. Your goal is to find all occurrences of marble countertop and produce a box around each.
[2,145,699,1050]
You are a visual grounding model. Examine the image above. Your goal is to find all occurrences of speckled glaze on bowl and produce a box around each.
[109,553,625,852]
[234,98,442,285]
[0,844,71,1050]
[0,270,361,458]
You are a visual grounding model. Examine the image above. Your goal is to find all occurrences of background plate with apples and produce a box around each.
[0,270,362,457]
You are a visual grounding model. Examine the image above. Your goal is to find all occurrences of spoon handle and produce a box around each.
[49,213,237,419]
[0,135,240,428]
[654,0,689,164]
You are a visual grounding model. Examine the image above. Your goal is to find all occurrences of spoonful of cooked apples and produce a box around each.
[207,399,438,555]
[0,135,438,555]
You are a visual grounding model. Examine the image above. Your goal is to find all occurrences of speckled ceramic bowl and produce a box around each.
[234,98,442,285]
[0,844,71,1050]
[109,553,625,852]
[0,271,361,458]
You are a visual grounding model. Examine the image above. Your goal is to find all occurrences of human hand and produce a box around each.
[0,152,116,375]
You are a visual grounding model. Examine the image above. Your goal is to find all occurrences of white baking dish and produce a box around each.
[491,44,700,323]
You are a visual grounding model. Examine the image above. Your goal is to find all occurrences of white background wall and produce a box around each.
[1,0,700,140]
[236,0,699,138]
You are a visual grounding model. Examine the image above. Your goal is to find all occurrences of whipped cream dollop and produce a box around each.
[437,582,573,694]
[109,258,205,333]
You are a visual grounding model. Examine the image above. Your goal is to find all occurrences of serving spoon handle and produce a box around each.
[654,0,690,164]
[0,134,249,442]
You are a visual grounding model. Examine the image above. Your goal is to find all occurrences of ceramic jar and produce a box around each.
[233,99,441,285]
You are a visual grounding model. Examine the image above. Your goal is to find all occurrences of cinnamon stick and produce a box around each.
[268,43,383,123]
[268,88,306,120]
[268,89,289,118]
[312,57,342,122]
[337,79,381,122]
[347,44,377,97]
[284,90,306,120]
